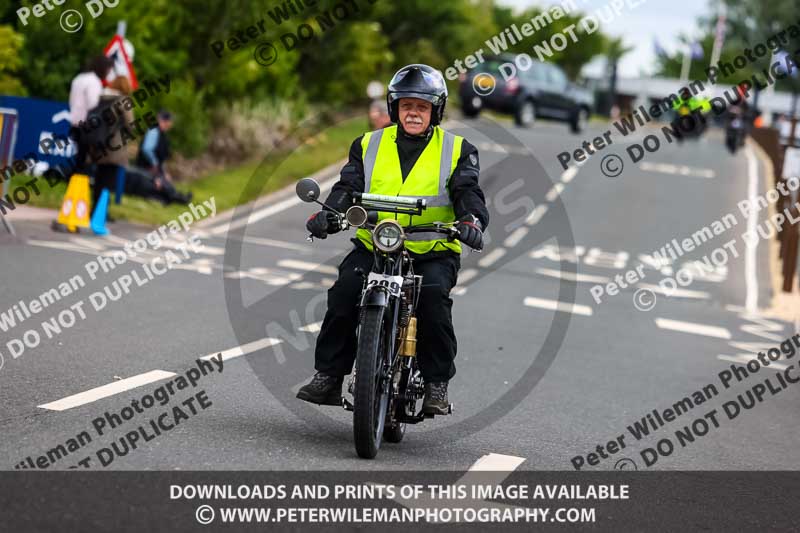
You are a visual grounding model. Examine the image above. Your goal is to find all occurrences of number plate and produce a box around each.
[366,272,403,297]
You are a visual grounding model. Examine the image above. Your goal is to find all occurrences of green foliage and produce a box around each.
[3,0,614,156]
[0,24,25,95]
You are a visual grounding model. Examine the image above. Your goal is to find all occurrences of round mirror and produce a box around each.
[296,178,320,203]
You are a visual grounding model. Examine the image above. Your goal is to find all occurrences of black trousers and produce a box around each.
[91,164,119,216]
[314,245,460,383]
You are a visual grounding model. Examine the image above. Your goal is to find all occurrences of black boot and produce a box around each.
[296,372,344,406]
[422,381,450,415]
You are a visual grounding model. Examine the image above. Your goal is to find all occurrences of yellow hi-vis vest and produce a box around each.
[355,125,464,255]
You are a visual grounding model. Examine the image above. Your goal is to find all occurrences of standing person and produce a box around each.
[91,76,135,219]
[297,64,489,415]
[68,55,114,173]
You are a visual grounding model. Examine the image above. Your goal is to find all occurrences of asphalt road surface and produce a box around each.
[1,117,797,473]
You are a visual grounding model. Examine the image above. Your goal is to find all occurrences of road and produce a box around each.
[0,117,797,472]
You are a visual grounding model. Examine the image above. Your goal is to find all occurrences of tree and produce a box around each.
[0,24,25,95]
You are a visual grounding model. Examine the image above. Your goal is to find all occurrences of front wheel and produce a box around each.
[515,100,535,127]
[571,108,589,133]
[353,306,389,459]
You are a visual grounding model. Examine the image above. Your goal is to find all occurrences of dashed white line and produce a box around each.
[545,183,565,202]
[27,239,99,255]
[233,235,312,252]
[561,166,578,183]
[38,370,176,411]
[535,268,611,283]
[205,162,343,236]
[503,227,529,248]
[200,337,283,362]
[640,161,715,179]
[467,452,526,472]
[654,318,731,339]
[478,248,506,268]
[277,259,339,276]
[41,338,284,411]
[299,321,322,333]
[525,205,548,226]
[717,354,788,371]
[457,268,478,284]
[636,282,710,300]
[523,296,593,316]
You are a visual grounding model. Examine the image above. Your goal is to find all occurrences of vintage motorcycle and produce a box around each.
[296,177,470,459]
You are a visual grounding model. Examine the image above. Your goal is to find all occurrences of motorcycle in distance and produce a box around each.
[296,178,473,459]
[725,107,746,154]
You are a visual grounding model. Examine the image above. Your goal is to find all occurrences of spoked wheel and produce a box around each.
[353,306,390,459]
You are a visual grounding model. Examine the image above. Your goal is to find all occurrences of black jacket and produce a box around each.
[136,126,171,172]
[324,125,489,259]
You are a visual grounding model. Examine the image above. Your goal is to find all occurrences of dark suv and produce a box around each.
[458,54,593,132]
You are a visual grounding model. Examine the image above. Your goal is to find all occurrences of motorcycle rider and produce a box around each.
[297,64,489,415]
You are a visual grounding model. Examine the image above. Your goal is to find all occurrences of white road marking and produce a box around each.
[200,337,282,362]
[503,226,529,247]
[474,142,529,155]
[545,183,564,202]
[458,268,478,284]
[525,205,547,226]
[654,318,731,339]
[299,321,322,333]
[38,370,176,411]
[478,248,506,267]
[717,354,788,371]
[27,239,100,255]
[636,282,710,300]
[535,268,611,283]
[208,179,337,236]
[561,166,578,183]
[524,296,593,316]
[744,145,759,312]
[277,259,339,276]
[70,237,107,250]
[232,235,311,252]
[640,161,715,178]
[467,453,526,472]
[375,452,527,523]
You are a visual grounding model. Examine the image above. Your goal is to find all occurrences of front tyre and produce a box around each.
[353,306,389,459]
[383,367,412,443]
[571,107,589,133]
[515,99,535,127]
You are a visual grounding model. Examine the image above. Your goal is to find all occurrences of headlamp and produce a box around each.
[373,220,405,253]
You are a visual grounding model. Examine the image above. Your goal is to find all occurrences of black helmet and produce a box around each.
[386,64,448,126]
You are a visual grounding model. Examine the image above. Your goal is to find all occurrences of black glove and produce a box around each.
[306,210,341,239]
[455,215,484,251]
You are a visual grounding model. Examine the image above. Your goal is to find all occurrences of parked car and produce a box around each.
[459,54,593,132]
